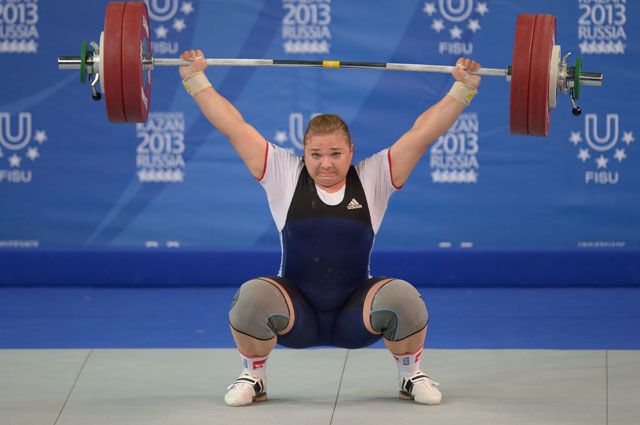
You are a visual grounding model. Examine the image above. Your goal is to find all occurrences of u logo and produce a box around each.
[145,0,180,22]
[288,113,321,150]
[0,112,32,151]
[289,113,304,150]
[439,0,474,23]
[585,113,618,152]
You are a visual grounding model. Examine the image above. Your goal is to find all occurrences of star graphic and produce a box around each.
[26,147,39,161]
[467,170,478,183]
[34,130,47,144]
[173,19,186,32]
[274,131,288,144]
[155,25,169,39]
[614,149,626,162]
[423,2,436,16]
[569,131,582,145]
[467,19,481,33]
[595,155,609,169]
[173,169,184,182]
[585,41,594,53]
[476,2,489,15]
[181,1,194,15]
[449,25,463,40]
[431,19,445,33]
[318,40,330,53]
[578,149,590,162]
[579,41,590,54]
[622,131,635,145]
[614,41,625,54]
[9,154,21,167]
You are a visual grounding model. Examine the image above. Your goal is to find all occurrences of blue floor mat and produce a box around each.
[1,287,638,349]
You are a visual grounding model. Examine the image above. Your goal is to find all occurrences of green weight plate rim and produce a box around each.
[80,40,87,84]
[574,56,582,100]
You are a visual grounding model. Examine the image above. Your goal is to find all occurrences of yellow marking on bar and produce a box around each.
[323,60,341,69]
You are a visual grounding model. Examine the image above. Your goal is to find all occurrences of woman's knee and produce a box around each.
[229,278,291,339]
[369,279,428,341]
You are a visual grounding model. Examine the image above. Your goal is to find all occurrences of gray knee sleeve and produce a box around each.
[229,279,290,340]
[370,279,428,341]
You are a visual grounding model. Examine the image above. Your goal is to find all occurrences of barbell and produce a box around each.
[57,1,604,136]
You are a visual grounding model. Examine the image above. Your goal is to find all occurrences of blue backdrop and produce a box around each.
[0,0,638,286]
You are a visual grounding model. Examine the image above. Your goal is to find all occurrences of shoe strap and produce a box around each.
[228,375,264,394]
[402,373,439,393]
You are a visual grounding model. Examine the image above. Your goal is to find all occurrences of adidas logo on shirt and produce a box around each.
[347,198,363,210]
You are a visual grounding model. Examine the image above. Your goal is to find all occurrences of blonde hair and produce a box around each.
[303,114,352,146]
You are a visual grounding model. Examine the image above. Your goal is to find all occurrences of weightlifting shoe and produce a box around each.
[224,370,267,407]
[399,371,442,405]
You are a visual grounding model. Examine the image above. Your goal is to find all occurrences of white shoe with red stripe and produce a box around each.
[399,371,442,405]
[224,371,267,407]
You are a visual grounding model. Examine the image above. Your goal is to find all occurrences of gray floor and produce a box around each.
[1,349,638,425]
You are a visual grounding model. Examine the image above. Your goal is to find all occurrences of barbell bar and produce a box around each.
[151,59,600,87]
[57,1,604,136]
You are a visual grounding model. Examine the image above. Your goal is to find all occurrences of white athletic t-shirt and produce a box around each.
[258,142,398,234]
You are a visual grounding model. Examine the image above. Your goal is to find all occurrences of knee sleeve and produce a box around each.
[369,279,428,341]
[228,279,290,340]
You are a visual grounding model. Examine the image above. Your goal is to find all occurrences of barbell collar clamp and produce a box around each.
[90,73,102,101]
[569,88,582,116]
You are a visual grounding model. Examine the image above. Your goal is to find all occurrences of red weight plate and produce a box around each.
[122,2,152,122]
[104,2,127,123]
[509,14,537,135]
[527,15,556,137]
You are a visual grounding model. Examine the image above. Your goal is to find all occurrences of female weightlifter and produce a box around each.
[179,50,480,407]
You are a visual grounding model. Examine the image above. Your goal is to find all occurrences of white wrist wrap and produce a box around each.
[447,81,477,106]
[182,71,212,96]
